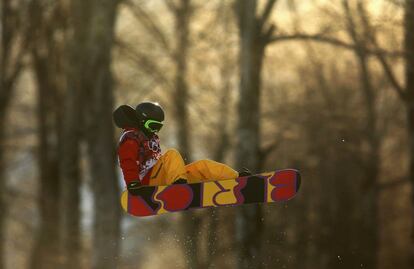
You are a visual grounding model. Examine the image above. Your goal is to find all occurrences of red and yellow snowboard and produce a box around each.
[120,169,301,217]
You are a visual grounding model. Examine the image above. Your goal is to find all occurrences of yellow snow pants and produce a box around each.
[148,149,238,186]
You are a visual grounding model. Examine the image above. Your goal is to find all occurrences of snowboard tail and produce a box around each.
[120,169,301,217]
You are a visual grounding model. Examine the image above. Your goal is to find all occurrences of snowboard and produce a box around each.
[120,169,301,217]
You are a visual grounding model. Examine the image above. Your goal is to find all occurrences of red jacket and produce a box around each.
[117,128,161,186]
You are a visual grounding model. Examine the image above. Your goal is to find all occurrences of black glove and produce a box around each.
[238,167,252,177]
[173,178,188,184]
[127,180,142,195]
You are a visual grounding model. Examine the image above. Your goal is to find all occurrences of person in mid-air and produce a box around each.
[113,101,250,195]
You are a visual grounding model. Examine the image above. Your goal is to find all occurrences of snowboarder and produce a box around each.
[113,101,250,195]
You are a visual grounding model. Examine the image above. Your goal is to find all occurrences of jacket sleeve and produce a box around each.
[118,139,140,185]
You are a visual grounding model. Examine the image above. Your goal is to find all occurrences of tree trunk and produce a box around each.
[0,57,8,269]
[326,3,380,267]
[206,35,233,269]
[167,0,202,267]
[204,6,235,267]
[171,1,201,268]
[29,2,66,267]
[0,114,6,269]
[356,50,379,269]
[30,52,63,269]
[234,1,267,268]
[60,80,82,269]
[60,0,86,266]
[405,0,414,267]
[0,0,28,265]
[408,106,414,268]
[0,89,18,269]
[0,5,5,261]
[82,1,121,268]
[173,0,192,161]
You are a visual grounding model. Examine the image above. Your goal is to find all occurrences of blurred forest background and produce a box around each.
[1,0,413,268]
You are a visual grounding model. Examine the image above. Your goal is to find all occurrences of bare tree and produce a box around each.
[60,0,88,268]
[345,0,414,265]
[341,1,380,267]
[234,1,278,268]
[29,1,67,268]
[207,5,236,268]
[403,0,414,266]
[166,1,205,268]
[258,1,407,266]
[170,0,192,160]
[82,1,122,268]
[0,0,30,268]
[60,1,122,269]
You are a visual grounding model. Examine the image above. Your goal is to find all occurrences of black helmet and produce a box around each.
[113,102,164,134]
[135,102,164,133]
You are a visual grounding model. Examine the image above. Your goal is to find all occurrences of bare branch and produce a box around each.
[355,0,405,99]
[267,32,404,58]
[116,39,172,89]
[342,0,361,47]
[0,0,31,108]
[125,0,171,53]
[375,52,406,99]
[260,0,278,26]
[269,32,355,49]
[356,0,374,41]
[262,23,276,43]
[164,0,178,13]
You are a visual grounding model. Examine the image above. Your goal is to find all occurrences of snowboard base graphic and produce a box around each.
[120,169,301,217]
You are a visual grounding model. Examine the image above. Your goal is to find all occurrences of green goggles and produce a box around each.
[143,119,163,133]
